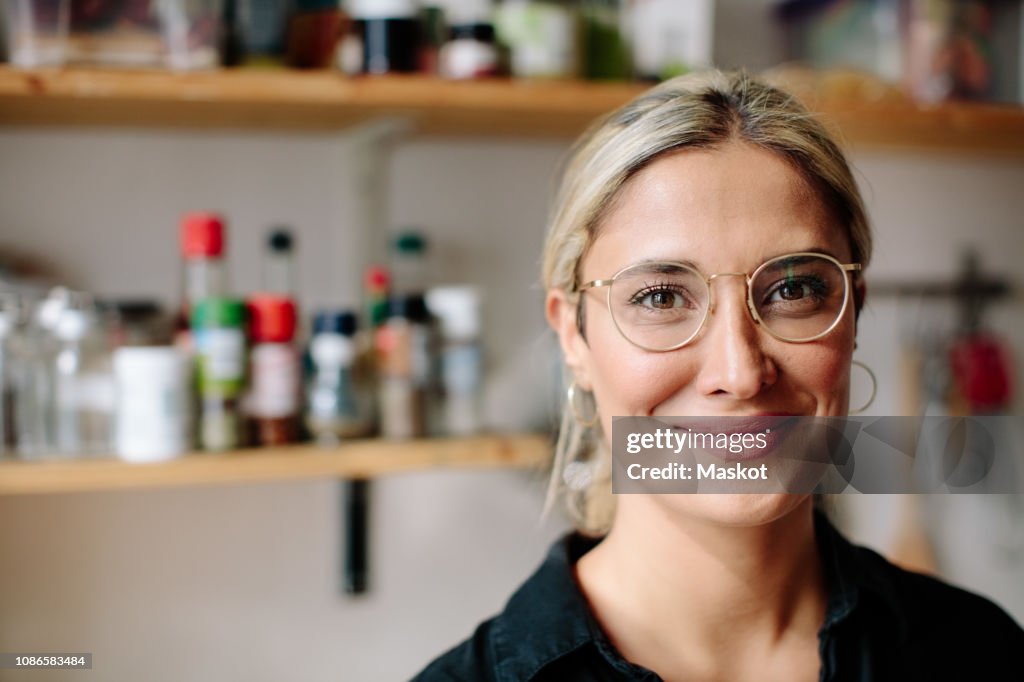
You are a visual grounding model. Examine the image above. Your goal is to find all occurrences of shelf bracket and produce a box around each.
[340,478,370,595]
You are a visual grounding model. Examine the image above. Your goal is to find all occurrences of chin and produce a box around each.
[655,493,812,529]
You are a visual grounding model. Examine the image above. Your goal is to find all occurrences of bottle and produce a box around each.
[113,346,190,462]
[11,288,70,457]
[376,294,435,439]
[418,5,446,74]
[192,298,247,451]
[580,0,630,81]
[246,0,291,65]
[52,298,116,456]
[220,0,247,66]
[263,227,296,295]
[306,310,374,444]
[361,264,392,434]
[178,212,228,347]
[426,285,483,435]
[440,23,500,80]
[363,265,392,328]
[286,0,346,69]
[391,229,429,295]
[349,0,421,74]
[245,294,301,446]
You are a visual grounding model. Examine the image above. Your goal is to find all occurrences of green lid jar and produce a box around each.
[192,298,246,330]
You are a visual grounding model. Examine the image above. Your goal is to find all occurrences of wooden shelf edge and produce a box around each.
[0,66,645,137]
[0,433,553,496]
[3,66,1023,150]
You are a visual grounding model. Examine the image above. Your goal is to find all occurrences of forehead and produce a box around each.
[583,142,848,278]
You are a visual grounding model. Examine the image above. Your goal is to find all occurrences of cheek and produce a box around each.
[776,333,854,412]
[584,313,697,416]
[786,347,849,394]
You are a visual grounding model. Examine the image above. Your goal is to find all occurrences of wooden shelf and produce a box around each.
[793,96,1024,157]
[0,433,552,495]
[0,66,644,137]
[1,66,1023,153]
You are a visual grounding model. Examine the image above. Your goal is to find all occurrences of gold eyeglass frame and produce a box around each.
[576,251,862,352]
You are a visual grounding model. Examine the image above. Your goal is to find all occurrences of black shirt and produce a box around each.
[412,512,1024,681]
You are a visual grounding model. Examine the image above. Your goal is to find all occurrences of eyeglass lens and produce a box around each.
[607,254,848,350]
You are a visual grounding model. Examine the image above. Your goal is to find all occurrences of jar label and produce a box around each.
[248,343,299,418]
[195,328,245,394]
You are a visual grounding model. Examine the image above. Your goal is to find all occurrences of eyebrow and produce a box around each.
[622,247,847,272]
[626,258,701,272]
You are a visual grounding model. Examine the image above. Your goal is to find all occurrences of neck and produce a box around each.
[576,497,826,673]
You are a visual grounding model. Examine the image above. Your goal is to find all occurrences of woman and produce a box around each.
[413,70,1023,681]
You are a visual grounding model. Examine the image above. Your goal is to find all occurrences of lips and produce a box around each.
[657,413,802,462]
[658,413,799,433]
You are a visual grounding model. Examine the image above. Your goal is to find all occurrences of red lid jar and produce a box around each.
[181,212,226,259]
[247,294,298,344]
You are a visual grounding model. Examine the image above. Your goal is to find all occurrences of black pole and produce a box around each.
[342,478,370,594]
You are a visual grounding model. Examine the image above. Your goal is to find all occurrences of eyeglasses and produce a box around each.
[577,252,861,352]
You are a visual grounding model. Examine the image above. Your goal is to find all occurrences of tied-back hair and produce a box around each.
[541,70,872,536]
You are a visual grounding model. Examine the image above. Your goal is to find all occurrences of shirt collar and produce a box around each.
[492,533,603,682]
[492,511,908,680]
[814,509,909,642]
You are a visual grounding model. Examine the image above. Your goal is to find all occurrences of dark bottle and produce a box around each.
[263,227,296,295]
[220,0,247,66]
[350,0,421,74]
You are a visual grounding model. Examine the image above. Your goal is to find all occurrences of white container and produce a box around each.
[493,0,579,78]
[2,0,70,67]
[629,0,714,80]
[113,346,189,462]
[157,0,222,70]
[440,24,499,80]
[426,285,483,436]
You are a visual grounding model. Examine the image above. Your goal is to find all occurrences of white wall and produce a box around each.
[0,472,567,682]
[1,123,1023,680]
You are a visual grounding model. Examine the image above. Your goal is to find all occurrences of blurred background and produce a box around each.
[0,0,1022,680]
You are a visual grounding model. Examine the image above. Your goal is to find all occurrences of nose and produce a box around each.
[693,276,777,400]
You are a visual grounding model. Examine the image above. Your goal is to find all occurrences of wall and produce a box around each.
[1,129,1022,682]
[0,130,575,682]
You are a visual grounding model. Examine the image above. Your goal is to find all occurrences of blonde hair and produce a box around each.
[541,70,872,536]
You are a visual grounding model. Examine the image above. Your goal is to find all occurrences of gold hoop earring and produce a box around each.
[849,360,877,415]
[567,381,599,427]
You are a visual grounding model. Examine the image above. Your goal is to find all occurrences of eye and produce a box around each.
[773,280,811,301]
[629,284,693,311]
[763,276,828,306]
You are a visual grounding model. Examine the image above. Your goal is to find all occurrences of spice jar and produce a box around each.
[375,294,435,439]
[192,298,247,452]
[306,310,373,443]
[113,347,189,462]
[349,0,421,74]
[440,23,499,79]
[245,294,300,446]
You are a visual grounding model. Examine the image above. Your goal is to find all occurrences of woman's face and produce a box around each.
[547,141,860,527]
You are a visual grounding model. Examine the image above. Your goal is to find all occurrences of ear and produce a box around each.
[545,288,593,390]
